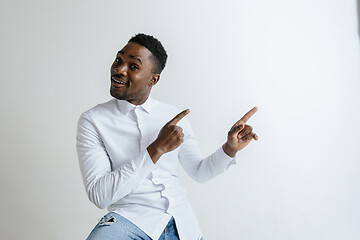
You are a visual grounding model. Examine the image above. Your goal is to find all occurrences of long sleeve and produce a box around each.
[76,98,227,240]
[76,112,154,209]
[178,118,236,183]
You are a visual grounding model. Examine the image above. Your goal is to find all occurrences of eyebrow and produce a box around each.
[117,50,142,65]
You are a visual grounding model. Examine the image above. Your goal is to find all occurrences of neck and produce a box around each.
[127,96,149,106]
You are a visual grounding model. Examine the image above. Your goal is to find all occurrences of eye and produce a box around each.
[130,64,139,70]
[115,58,122,63]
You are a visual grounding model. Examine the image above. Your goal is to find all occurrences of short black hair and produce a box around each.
[128,33,167,74]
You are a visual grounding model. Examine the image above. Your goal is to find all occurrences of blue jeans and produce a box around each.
[86,212,183,240]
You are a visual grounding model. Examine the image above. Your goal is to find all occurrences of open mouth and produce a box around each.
[111,75,128,87]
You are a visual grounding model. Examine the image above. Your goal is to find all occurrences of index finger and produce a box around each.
[239,106,258,123]
[168,109,190,125]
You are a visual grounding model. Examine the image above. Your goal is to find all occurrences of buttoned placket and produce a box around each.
[133,107,145,150]
[149,162,173,214]
[134,106,173,214]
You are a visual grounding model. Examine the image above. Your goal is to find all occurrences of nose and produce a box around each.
[113,63,127,77]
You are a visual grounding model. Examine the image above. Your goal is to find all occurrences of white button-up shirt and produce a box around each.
[76,97,236,240]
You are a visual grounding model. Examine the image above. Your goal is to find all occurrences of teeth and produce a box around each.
[112,77,126,85]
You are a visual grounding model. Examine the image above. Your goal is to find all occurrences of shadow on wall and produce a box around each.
[358,0,360,37]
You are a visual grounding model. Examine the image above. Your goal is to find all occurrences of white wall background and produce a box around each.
[1,0,359,239]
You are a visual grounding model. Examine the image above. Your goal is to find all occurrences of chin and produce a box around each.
[110,88,126,100]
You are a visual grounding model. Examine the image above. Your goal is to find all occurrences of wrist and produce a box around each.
[222,142,237,158]
[147,142,164,164]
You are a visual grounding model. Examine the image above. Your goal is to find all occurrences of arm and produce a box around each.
[145,107,258,183]
[76,113,154,209]
[177,118,236,183]
[179,107,259,183]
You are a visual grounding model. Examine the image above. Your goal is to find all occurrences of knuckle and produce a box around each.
[246,135,254,141]
[175,126,183,132]
[244,125,251,130]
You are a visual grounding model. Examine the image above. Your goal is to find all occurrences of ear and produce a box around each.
[149,74,160,86]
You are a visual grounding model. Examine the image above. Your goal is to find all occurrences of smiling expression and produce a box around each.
[110,42,160,105]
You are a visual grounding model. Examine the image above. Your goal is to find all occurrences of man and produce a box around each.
[77,33,258,240]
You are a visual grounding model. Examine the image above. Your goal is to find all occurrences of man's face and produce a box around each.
[110,42,159,105]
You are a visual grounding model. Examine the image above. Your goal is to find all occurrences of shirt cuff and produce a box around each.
[131,149,155,182]
[217,146,237,170]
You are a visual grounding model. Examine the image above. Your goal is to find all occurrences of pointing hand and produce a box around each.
[147,109,190,163]
[223,107,258,157]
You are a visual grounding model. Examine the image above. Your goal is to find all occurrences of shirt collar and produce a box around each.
[116,97,153,115]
